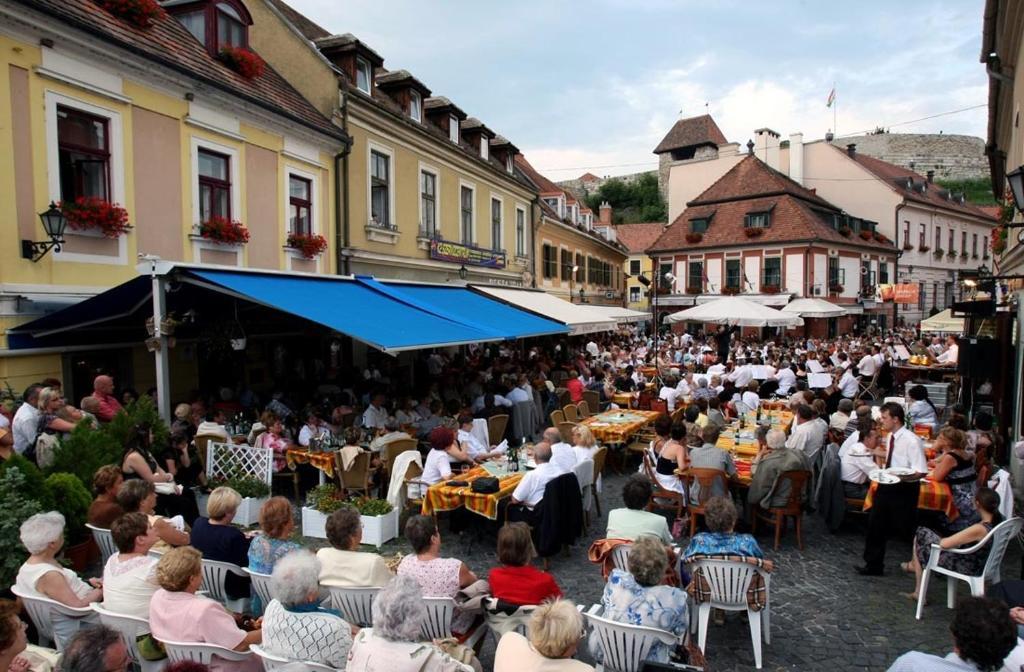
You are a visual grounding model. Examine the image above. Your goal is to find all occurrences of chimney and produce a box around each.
[599,201,612,225]
[846,143,857,158]
[926,170,934,183]
[746,139,754,155]
[754,128,781,170]
[788,132,804,185]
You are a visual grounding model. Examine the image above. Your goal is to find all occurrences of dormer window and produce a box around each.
[355,57,371,94]
[448,115,459,143]
[480,137,489,160]
[216,3,245,47]
[169,1,252,57]
[690,217,710,233]
[409,90,422,122]
[744,211,770,229]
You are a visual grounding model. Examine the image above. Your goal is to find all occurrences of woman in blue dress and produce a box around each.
[247,496,301,614]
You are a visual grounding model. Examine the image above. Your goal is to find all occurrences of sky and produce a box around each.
[285,0,988,180]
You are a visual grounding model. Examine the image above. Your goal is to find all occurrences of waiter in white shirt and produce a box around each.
[936,335,959,367]
[857,402,927,576]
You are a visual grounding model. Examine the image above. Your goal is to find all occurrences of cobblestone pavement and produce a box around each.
[321,469,1021,672]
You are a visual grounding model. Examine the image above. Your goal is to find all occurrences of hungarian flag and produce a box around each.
[826,88,836,107]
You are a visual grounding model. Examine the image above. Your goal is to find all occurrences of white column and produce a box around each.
[151,272,171,423]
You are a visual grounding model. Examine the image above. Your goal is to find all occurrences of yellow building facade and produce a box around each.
[0,0,347,395]
[613,222,665,312]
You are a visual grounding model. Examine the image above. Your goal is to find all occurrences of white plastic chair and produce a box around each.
[250,644,339,671]
[200,559,251,613]
[9,585,95,651]
[91,603,168,672]
[87,524,117,566]
[482,597,536,643]
[584,604,682,672]
[609,543,633,573]
[685,558,771,669]
[915,517,1024,620]
[161,640,254,666]
[421,597,485,649]
[242,567,273,615]
[322,585,380,628]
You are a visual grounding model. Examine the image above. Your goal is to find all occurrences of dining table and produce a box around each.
[862,478,957,520]
[581,409,661,444]
[421,463,524,520]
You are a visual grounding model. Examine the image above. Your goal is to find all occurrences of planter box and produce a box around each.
[195,492,266,527]
[361,508,399,549]
[301,506,329,539]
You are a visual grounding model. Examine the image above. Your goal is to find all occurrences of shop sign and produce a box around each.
[429,239,506,269]
[877,283,919,304]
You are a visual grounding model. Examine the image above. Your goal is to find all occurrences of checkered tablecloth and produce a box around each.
[863,479,957,520]
[285,449,337,478]
[582,410,661,444]
[421,465,523,520]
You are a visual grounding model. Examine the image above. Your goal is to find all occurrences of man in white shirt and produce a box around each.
[857,350,877,378]
[740,382,760,412]
[658,381,683,413]
[196,409,230,442]
[586,340,600,358]
[470,392,513,413]
[838,367,859,399]
[361,393,390,430]
[508,443,559,524]
[542,427,576,474]
[786,404,824,464]
[457,414,503,462]
[839,425,880,499]
[727,362,754,389]
[675,373,692,398]
[774,364,796,396]
[936,335,959,367]
[858,402,927,576]
[506,376,532,404]
[829,398,854,433]
[12,384,42,455]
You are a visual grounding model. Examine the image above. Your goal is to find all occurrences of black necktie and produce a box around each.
[885,434,895,469]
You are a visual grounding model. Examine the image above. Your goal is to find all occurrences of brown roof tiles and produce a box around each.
[616,223,667,253]
[653,114,729,155]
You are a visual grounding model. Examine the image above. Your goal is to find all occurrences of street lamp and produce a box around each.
[568,264,579,303]
[21,202,68,262]
[458,264,468,280]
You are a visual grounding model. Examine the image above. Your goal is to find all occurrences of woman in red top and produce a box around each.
[488,523,562,606]
[565,371,585,404]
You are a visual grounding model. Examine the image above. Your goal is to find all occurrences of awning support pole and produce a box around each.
[149,265,171,423]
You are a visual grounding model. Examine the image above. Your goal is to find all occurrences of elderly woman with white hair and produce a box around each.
[494,599,594,672]
[262,550,353,668]
[14,512,101,643]
[347,575,478,672]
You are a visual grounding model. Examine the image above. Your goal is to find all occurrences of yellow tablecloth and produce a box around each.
[582,410,661,444]
[286,448,337,478]
[864,479,957,520]
[421,465,523,520]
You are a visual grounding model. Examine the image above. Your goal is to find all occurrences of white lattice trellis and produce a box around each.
[206,442,273,485]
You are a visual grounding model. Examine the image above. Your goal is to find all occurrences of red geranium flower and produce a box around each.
[200,216,250,244]
[94,0,162,28]
[287,232,328,259]
[59,197,131,238]
[218,46,266,79]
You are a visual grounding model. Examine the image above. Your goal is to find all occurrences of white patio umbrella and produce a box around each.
[665,296,804,327]
[781,298,847,318]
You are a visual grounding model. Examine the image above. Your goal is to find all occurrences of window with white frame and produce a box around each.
[420,169,437,237]
[629,286,641,303]
[370,149,391,227]
[449,115,459,143]
[409,90,422,123]
[57,105,110,202]
[288,175,312,235]
[490,198,502,251]
[515,207,526,257]
[460,185,474,243]
[480,137,488,160]
[355,57,371,94]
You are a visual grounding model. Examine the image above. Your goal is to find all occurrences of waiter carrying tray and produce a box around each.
[856,401,928,576]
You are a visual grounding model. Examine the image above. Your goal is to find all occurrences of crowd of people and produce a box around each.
[0,322,1020,671]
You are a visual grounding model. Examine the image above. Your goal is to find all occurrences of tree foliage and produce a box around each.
[934,177,996,206]
[585,173,667,224]
[0,468,43,589]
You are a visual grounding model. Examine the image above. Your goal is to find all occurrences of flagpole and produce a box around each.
[833,81,837,137]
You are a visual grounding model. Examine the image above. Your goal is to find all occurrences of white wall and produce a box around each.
[666,148,744,223]
[839,256,859,298]
[813,254,826,296]
[785,253,804,296]
[707,258,722,290]
[744,256,760,293]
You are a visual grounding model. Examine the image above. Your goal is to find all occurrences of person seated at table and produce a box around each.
[88,464,124,528]
[117,479,190,549]
[740,381,761,412]
[614,366,636,393]
[687,425,736,504]
[830,398,854,434]
[907,385,939,434]
[414,399,445,438]
[934,334,959,368]
[786,404,825,465]
[593,536,688,665]
[297,408,330,448]
[394,397,423,427]
[162,432,206,491]
[571,425,599,464]
[149,547,262,672]
[122,423,199,524]
[658,376,683,413]
[369,417,412,453]
[253,411,292,473]
[542,427,576,474]
[457,414,503,462]
[508,443,560,526]
[397,515,480,636]
[195,409,229,442]
[15,512,102,643]
[361,392,390,430]
[495,598,594,672]
[706,397,727,430]
[101,512,159,619]
[189,486,252,601]
[262,550,354,669]
[565,370,585,404]
[902,487,1002,602]
[317,506,393,588]
[683,497,772,567]
[488,522,562,606]
[606,475,672,543]
[839,420,880,499]
[748,428,809,510]
[654,421,688,497]
[924,427,979,532]
[418,427,464,495]
[885,596,1017,671]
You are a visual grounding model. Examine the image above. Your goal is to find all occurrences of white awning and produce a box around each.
[665,296,804,328]
[782,298,847,318]
[471,286,618,335]
[694,293,792,307]
[920,309,965,333]
[586,305,651,323]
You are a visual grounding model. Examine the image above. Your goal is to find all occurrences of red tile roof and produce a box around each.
[650,155,897,254]
[515,155,565,196]
[580,172,601,182]
[653,114,729,155]
[978,205,1001,220]
[835,146,997,222]
[616,223,667,253]
[265,0,330,40]
[21,0,346,142]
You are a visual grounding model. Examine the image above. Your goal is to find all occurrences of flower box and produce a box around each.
[197,495,266,527]
[946,251,956,258]
[94,0,162,28]
[60,197,131,238]
[685,286,702,295]
[218,46,266,79]
[933,249,944,259]
[873,232,891,244]
[838,226,852,238]
[286,232,328,259]
[902,243,914,251]
[200,216,250,245]
[685,232,703,243]
[301,506,329,539]
[829,284,844,294]
[761,285,780,294]
[360,508,399,549]
[742,227,764,238]
[721,286,740,296]
[918,245,930,252]
[859,230,873,241]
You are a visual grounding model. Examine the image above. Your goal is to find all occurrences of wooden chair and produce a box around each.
[683,467,730,537]
[637,389,654,410]
[550,409,566,427]
[337,451,373,498]
[487,414,509,445]
[563,404,579,422]
[576,400,591,418]
[591,447,607,518]
[558,421,578,444]
[641,451,686,522]
[272,465,301,503]
[650,399,669,416]
[382,438,418,472]
[403,461,429,516]
[751,470,811,550]
[582,390,601,414]
[193,434,213,473]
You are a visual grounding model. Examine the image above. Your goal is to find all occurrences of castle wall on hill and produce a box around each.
[831,133,988,181]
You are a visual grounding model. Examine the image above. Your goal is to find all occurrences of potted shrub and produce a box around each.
[0,469,43,595]
[59,197,132,238]
[350,496,398,549]
[204,475,270,526]
[94,0,162,28]
[286,232,329,259]
[218,46,266,79]
[743,227,764,238]
[199,216,250,245]
[685,232,703,244]
[45,473,95,571]
[302,484,347,539]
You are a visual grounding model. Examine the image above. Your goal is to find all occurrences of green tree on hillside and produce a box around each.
[586,173,666,223]
[934,177,996,206]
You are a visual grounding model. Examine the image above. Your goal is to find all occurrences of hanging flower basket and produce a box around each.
[59,197,131,238]
[685,232,703,243]
[933,249,944,260]
[838,226,852,237]
[992,226,1007,255]
[200,216,250,245]
[918,245,930,253]
[761,284,781,294]
[218,46,266,79]
[94,0,162,28]
[743,227,764,238]
[286,232,328,259]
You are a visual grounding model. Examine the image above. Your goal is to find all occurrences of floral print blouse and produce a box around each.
[595,569,689,663]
